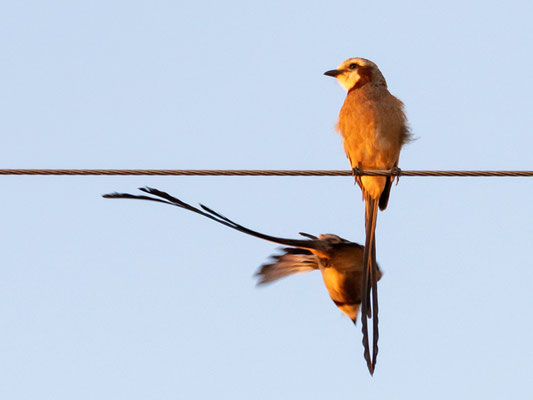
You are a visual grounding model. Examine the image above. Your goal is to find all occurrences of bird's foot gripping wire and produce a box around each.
[352,167,363,177]
[390,167,402,185]
[351,167,364,187]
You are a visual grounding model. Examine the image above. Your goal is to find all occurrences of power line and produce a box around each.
[0,168,532,177]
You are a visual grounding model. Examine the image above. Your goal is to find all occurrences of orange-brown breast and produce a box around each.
[317,244,365,321]
[337,85,407,198]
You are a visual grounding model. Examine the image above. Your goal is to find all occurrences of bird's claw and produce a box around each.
[352,167,364,186]
[390,167,402,185]
[352,167,364,177]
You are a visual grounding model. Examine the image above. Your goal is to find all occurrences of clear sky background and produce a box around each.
[1,1,532,398]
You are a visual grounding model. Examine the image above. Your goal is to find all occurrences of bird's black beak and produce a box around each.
[324,69,342,77]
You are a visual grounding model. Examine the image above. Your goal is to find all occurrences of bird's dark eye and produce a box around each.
[348,63,359,70]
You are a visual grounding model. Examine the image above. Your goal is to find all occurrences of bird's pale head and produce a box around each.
[324,58,386,90]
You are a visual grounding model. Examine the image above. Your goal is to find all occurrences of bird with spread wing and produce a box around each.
[104,187,382,337]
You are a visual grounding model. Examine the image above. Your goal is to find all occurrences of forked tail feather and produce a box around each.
[361,195,379,375]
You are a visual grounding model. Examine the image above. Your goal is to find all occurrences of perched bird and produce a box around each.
[104,187,382,328]
[325,58,411,374]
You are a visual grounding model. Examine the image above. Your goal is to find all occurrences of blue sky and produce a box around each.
[1,1,532,398]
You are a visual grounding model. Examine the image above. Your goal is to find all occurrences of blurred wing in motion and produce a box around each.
[255,247,319,285]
